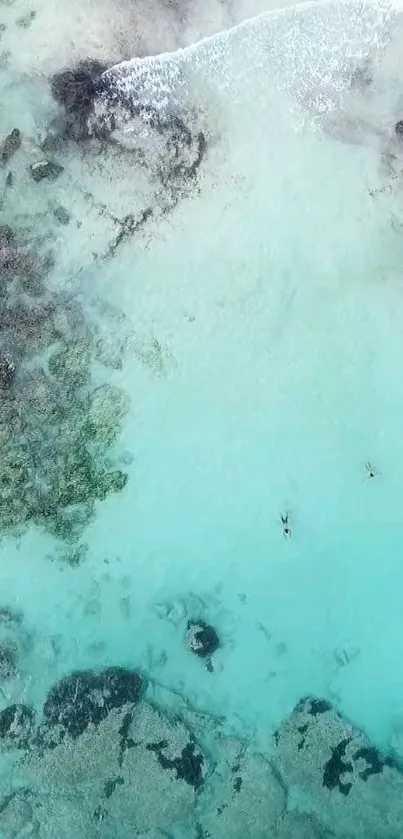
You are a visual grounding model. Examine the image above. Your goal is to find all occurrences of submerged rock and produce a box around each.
[29,160,64,182]
[0,350,15,389]
[49,55,207,188]
[50,59,108,141]
[91,92,206,185]
[395,120,403,140]
[274,696,403,838]
[0,704,34,749]
[0,644,17,681]
[19,696,206,836]
[85,383,130,450]
[198,740,285,839]
[53,204,70,225]
[0,129,21,166]
[43,667,143,739]
[48,339,91,391]
[186,620,220,658]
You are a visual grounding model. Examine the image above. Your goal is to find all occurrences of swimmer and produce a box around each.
[365,461,377,479]
[281,512,291,539]
[395,121,403,141]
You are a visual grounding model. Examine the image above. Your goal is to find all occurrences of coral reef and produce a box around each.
[274,696,403,838]
[0,228,131,544]
[0,670,400,838]
[0,667,206,837]
[42,667,143,739]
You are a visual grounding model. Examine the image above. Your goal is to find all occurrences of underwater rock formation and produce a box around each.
[0,704,34,750]
[50,59,108,141]
[48,56,207,189]
[2,675,402,837]
[186,619,220,658]
[29,160,64,182]
[0,668,208,837]
[0,351,15,390]
[0,645,17,682]
[274,696,403,838]
[0,235,131,543]
[198,737,286,839]
[0,129,21,166]
[42,667,143,739]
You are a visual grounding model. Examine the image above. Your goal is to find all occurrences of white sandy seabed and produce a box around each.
[2,0,403,835]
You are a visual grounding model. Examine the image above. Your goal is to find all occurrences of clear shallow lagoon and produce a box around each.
[1,0,403,835]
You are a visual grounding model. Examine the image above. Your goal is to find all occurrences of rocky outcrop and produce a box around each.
[0,666,207,837]
[48,56,207,191]
[274,696,403,838]
[197,736,286,839]
[0,674,400,838]
[186,619,220,659]
[0,231,131,543]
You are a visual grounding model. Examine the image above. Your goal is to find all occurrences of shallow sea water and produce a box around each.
[2,0,403,835]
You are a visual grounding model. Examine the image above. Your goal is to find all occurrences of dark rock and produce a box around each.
[395,121,403,141]
[186,620,219,658]
[53,205,70,225]
[0,227,14,244]
[50,59,107,141]
[0,351,15,389]
[0,645,17,680]
[43,667,143,738]
[0,129,21,165]
[0,703,34,748]
[323,738,353,796]
[296,697,333,716]
[146,739,205,789]
[275,695,403,839]
[104,776,124,798]
[0,606,22,625]
[29,160,64,182]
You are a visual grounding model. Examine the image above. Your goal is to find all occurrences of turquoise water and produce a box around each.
[2,0,403,835]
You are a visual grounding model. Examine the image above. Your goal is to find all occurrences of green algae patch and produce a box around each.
[48,340,91,392]
[84,384,131,451]
[0,234,131,543]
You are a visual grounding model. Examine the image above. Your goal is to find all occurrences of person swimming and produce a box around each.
[281,513,291,539]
